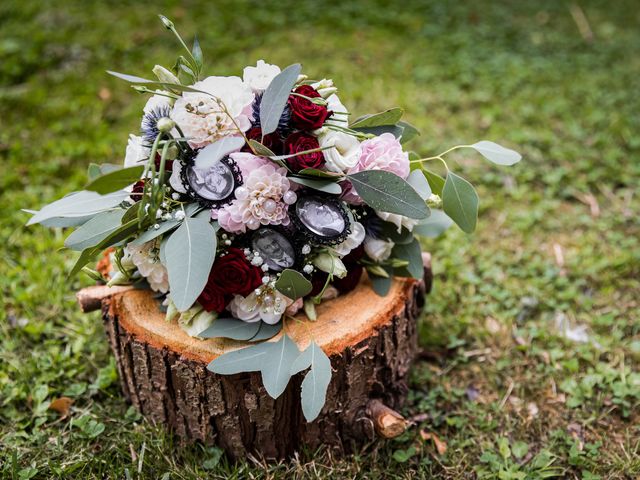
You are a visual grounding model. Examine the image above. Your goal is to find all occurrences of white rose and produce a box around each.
[243,60,281,92]
[364,236,395,262]
[331,222,365,257]
[313,253,347,279]
[375,210,419,233]
[124,134,150,167]
[325,93,348,127]
[171,76,254,148]
[319,130,361,173]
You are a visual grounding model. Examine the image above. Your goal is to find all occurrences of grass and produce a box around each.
[1,0,639,478]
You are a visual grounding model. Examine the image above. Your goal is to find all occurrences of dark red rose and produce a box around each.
[242,127,284,155]
[332,265,363,294]
[198,248,263,312]
[284,131,325,171]
[130,179,146,202]
[154,152,174,172]
[197,284,227,313]
[310,272,329,297]
[288,85,331,130]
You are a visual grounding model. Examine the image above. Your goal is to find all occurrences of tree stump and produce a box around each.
[78,259,432,459]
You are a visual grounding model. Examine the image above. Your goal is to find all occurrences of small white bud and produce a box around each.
[153,65,180,85]
[156,117,176,133]
[301,244,311,255]
[174,210,186,221]
[303,264,314,274]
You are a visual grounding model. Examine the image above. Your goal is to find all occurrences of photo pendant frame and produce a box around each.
[290,194,352,245]
[180,153,243,209]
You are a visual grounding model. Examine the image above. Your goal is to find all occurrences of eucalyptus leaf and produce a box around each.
[353,124,404,139]
[87,163,121,181]
[275,269,313,300]
[194,137,246,169]
[350,108,403,128]
[259,64,301,135]
[165,216,217,311]
[347,170,429,220]
[370,273,392,296]
[303,299,317,321]
[413,210,453,238]
[207,342,272,374]
[290,176,342,195]
[293,342,332,422]
[248,139,276,157]
[85,166,144,194]
[442,172,478,234]
[191,35,203,70]
[130,219,179,246]
[27,190,130,226]
[298,168,343,180]
[198,318,261,341]
[261,334,300,399]
[407,169,432,200]
[398,121,420,144]
[248,322,282,342]
[392,237,423,279]
[107,71,210,95]
[422,169,446,196]
[64,209,126,251]
[471,141,522,166]
[30,214,95,228]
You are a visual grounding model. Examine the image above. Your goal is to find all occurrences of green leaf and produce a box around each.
[165,216,217,311]
[199,318,261,340]
[27,190,130,226]
[392,237,423,279]
[248,322,282,342]
[512,441,529,459]
[290,176,342,195]
[370,273,392,296]
[107,71,216,95]
[350,107,404,128]
[498,437,511,459]
[195,137,246,169]
[413,210,453,238]
[129,219,179,246]
[303,298,317,321]
[398,121,420,144]
[348,170,429,220]
[261,333,300,399]
[407,169,432,200]
[275,269,313,300]
[64,209,126,251]
[207,342,271,374]
[298,168,343,179]
[87,163,120,180]
[248,139,276,157]
[191,35,203,70]
[69,248,100,277]
[259,64,301,135]
[290,341,332,422]
[471,141,521,166]
[353,124,404,139]
[423,169,445,196]
[442,172,479,234]
[85,166,144,194]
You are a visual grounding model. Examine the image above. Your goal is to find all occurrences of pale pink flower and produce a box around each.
[349,132,409,179]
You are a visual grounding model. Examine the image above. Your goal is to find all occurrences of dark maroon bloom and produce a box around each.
[130,179,146,202]
[284,131,324,171]
[198,248,263,313]
[154,152,174,172]
[288,85,331,130]
[242,127,284,155]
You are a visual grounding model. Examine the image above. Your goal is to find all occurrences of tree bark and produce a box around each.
[84,262,431,460]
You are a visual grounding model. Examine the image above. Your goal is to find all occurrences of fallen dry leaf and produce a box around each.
[420,430,448,455]
[526,402,539,420]
[49,397,74,417]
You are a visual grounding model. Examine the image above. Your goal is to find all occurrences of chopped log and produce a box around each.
[81,260,431,459]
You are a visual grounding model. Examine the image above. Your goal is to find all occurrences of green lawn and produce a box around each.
[1,1,639,478]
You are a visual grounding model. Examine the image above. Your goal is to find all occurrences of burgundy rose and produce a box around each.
[130,179,146,202]
[242,127,284,155]
[332,265,363,294]
[284,131,325,171]
[288,85,331,130]
[198,248,263,312]
[154,152,174,172]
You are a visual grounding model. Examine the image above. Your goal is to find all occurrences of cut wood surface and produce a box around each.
[85,261,432,459]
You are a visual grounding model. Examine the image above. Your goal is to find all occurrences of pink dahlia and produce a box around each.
[216,153,294,234]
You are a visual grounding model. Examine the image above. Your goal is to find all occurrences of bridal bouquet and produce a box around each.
[27,16,520,421]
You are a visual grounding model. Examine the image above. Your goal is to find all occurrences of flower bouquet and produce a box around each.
[27,16,520,433]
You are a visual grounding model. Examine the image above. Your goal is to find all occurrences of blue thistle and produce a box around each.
[251,93,292,134]
[141,105,172,143]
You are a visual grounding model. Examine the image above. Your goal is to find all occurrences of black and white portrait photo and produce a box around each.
[185,161,235,201]
[295,196,347,238]
[252,228,296,271]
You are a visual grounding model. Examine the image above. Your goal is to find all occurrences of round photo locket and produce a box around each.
[291,195,351,245]
[180,151,242,209]
[251,228,296,272]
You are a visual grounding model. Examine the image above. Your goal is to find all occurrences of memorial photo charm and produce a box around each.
[251,228,296,272]
[292,195,351,245]
[180,152,242,209]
